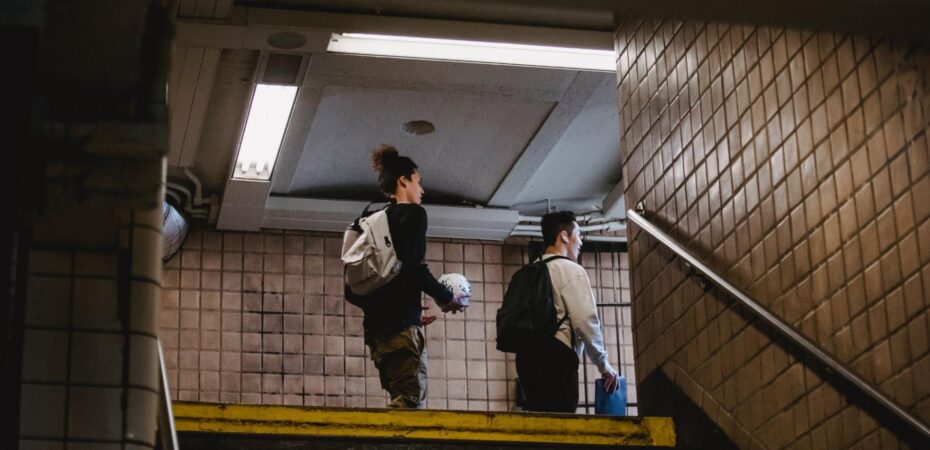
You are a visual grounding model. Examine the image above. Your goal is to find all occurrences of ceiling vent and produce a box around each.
[402,120,435,135]
[267,32,307,50]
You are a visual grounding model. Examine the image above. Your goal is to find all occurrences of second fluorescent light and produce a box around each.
[327,33,616,72]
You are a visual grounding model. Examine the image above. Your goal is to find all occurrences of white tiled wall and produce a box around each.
[160,229,637,413]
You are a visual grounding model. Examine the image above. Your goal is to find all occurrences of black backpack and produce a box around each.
[496,255,571,353]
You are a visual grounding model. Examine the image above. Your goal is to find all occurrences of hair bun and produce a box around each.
[372,144,399,173]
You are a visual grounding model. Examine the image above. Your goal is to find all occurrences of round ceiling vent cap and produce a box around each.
[402,120,435,136]
[267,32,307,50]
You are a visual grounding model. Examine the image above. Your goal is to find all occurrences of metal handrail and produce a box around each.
[627,206,930,442]
[157,340,180,450]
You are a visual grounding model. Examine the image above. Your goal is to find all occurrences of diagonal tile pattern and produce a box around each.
[617,18,930,449]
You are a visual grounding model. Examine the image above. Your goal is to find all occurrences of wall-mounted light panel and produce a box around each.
[232,53,306,181]
[326,32,616,72]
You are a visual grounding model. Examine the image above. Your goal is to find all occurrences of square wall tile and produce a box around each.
[21,330,68,383]
[67,387,122,440]
[20,384,66,438]
[70,332,124,385]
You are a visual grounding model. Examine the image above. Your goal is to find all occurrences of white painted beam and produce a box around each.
[601,180,627,219]
[193,0,216,19]
[247,8,613,50]
[173,8,614,52]
[263,197,520,241]
[269,76,325,194]
[212,0,233,19]
[216,179,273,231]
[167,45,220,167]
[176,0,232,19]
[487,71,605,207]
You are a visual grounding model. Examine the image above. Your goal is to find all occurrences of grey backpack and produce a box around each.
[341,204,402,295]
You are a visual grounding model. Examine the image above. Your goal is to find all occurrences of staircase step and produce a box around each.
[174,402,675,448]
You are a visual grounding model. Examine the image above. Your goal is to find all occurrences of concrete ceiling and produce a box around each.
[167,2,626,239]
[276,54,613,211]
[284,82,555,204]
[165,0,930,239]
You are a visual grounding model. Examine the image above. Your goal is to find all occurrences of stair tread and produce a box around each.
[174,401,675,447]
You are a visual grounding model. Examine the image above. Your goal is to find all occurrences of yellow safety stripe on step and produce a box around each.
[173,402,675,447]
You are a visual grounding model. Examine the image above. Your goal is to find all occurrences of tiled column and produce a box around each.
[19,129,166,450]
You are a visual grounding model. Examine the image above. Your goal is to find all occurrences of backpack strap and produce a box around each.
[540,255,570,264]
[556,311,576,346]
[539,255,575,345]
[352,201,389,230]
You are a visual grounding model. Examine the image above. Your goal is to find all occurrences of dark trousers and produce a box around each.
[515,337,579,413]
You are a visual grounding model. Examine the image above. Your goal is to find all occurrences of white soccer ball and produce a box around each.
[438,273,471,306]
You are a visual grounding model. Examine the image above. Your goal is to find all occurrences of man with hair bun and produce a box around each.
[358,144,468,409]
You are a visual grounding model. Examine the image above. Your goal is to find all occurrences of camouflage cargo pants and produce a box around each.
[368,325,427,408]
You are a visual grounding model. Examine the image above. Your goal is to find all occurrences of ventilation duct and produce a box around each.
[162,201,189,262]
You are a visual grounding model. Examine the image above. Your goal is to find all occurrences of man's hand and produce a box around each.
[441,294,469,314]
[421,305,438,326]
[601,370,620,394]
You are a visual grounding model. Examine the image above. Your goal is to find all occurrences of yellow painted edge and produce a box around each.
[642,417,676,447]
[173,402,675,447]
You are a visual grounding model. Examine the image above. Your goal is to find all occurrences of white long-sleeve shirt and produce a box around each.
[543,254,615,375]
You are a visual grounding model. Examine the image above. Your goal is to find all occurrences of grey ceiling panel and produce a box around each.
[268,53,581,204]
[287,84,555,204]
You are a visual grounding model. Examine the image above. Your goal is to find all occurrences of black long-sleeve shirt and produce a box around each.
[359,203,452,335]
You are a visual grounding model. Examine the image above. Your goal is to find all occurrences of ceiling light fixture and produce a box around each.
[232,83,298,180]
[327,33,616,72]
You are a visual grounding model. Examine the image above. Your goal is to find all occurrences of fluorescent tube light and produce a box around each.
[233,84,298,180]
[327,33,616,72]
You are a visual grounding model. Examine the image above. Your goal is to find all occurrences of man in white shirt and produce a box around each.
[516,211,620,412]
